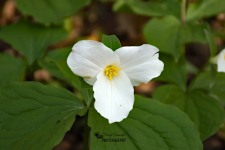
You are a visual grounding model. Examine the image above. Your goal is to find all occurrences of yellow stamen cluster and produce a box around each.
[224,54,225,60]
[104,65,120,80]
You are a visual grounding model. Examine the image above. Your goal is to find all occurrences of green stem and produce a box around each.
[181,0,187,24]
[83,114,90,150]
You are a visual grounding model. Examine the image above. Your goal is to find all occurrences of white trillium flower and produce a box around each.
[217,49,225,72]
[67,40,164,123]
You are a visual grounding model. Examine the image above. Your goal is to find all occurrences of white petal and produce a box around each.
[218,49,225,72]
[67,40,120,85]
[93,70,134,123]
[115,44,164,86]
[83,77,96,85]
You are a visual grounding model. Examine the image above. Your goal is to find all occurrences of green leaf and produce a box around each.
[187,0,225,21]
[204,29,217,57]
[0,22,67,65]
[113,0,133,13]
[114,0,181,18]
[186,61,199,75]
[143,16,182,59]
[40,48,81,88]
[143,16,207,59]
[153,84,225,140]
[156,54,186,89]
[210,73,225,102]
[0,82,85,150]
[16,0,91,24]
[77,78,94,107]
[88,96,202,150]
[189,73,212,91]
[190,72,225,103]
[102,34,121,51]
[0,54,25,86]
[40,48,94,107]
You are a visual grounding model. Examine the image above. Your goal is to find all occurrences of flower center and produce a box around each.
[104,65,120,80]
[224,54,225,60]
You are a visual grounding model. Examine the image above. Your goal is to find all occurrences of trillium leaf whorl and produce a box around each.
[67,40,164,123]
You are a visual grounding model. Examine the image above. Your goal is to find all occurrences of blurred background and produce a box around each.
[1,0,225,150]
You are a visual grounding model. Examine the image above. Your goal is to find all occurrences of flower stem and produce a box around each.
[83,114,90,150]
[181,0,187,24]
